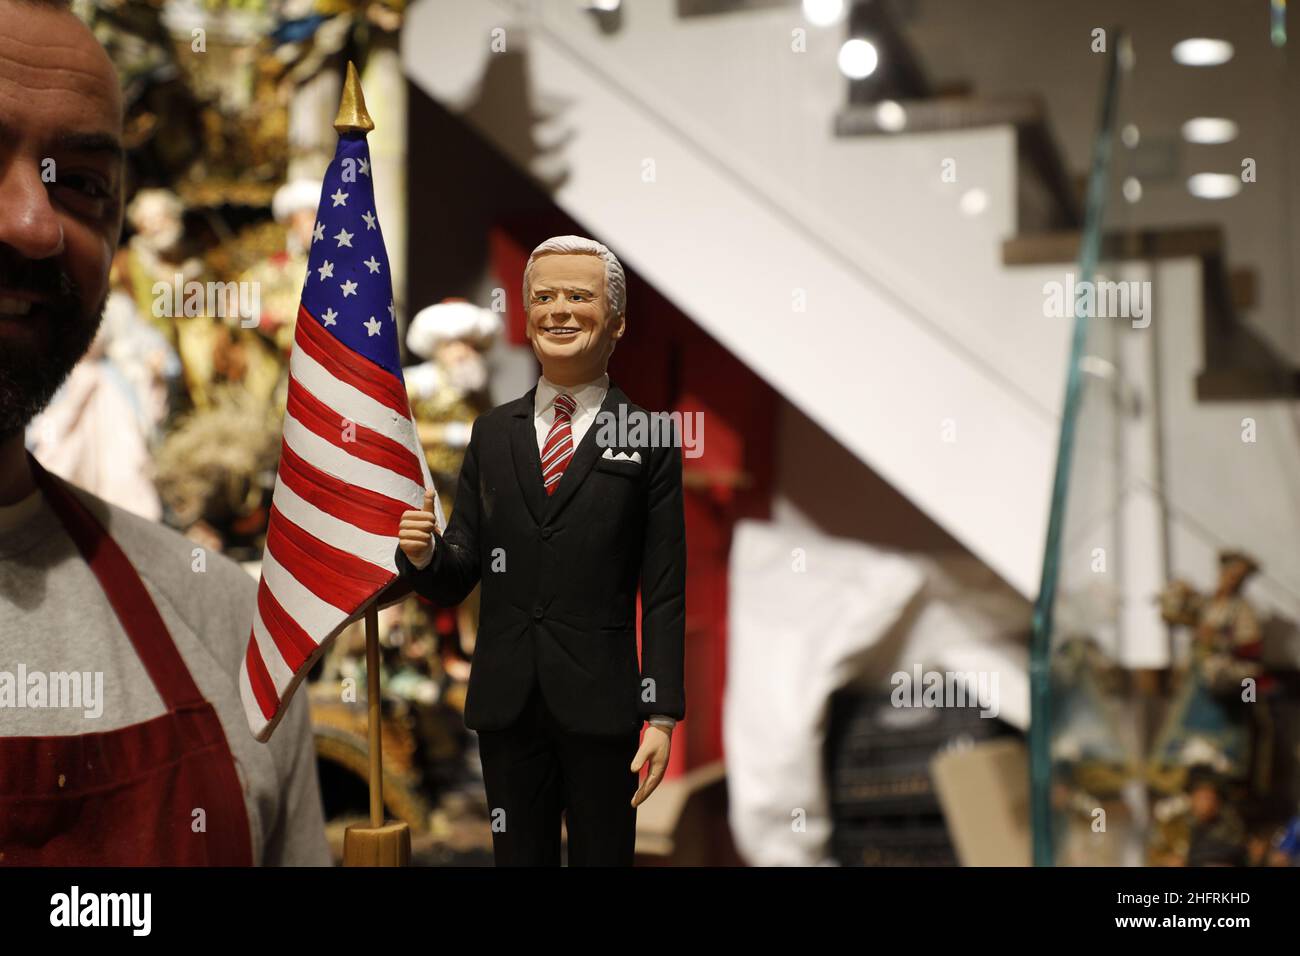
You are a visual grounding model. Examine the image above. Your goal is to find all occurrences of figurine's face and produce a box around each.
[1221,559,1251,593]
[134,198,182,249]
[434,338,487,393]
[1190,784,1220,823]
[525,253,624,387]
[288,208,316,251]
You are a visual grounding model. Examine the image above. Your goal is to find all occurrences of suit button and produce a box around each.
[541,527,552,540]
[533,606,544,621]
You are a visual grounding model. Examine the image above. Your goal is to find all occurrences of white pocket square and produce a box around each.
[601,448,642,464]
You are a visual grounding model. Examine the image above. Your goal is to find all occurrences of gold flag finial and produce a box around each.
[334,61,375,135]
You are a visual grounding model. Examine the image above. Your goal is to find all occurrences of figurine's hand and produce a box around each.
[630,724,672,807]
[398,488,440,570]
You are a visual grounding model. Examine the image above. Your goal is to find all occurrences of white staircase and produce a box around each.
[402,0,1300,647]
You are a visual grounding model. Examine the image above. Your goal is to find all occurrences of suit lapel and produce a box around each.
[545,383,626,521]
[508,388,547,527]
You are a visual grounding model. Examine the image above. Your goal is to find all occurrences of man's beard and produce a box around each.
[0,249,104,439]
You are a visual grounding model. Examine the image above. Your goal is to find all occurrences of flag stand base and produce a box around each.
[343,821,411,866]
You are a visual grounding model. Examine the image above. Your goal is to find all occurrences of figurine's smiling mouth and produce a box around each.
[542,326,580,337]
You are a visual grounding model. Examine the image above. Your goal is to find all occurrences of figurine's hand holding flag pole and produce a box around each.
[238,62,444,866]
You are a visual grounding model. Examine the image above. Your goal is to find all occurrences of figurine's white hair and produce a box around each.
[523,235,626,319]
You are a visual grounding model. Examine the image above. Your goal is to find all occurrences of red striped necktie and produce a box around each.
[541,393,578,495]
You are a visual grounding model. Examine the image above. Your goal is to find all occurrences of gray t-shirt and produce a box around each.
[0,477,330,866]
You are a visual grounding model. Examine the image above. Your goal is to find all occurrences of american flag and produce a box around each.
[239,131,442,742]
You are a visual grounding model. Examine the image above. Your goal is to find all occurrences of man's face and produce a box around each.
[525,253,624,385]
[0,1,123,436]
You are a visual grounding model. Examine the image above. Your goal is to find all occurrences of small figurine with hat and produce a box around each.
[1184,764,1248,866]
[239,178,323,357]
[1160,548,1266,697]
[403,298,502,491]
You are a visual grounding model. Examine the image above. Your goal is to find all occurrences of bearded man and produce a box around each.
[0,0,328,865]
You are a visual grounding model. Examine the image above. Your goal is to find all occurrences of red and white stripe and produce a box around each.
[239,307,441,741]
[541,393,577,495]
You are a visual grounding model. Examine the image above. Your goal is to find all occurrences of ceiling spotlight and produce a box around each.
[959,188,988,217]
[1187,173,1241,199]
[802,0,845,27]
[1122,177,1142,203]
[1121,123,1140,148]
[1181,117,1239,144]
[1172,38,1234,66]
[875,100,907,132]
[585,0,621,9]
[838,38,879,79]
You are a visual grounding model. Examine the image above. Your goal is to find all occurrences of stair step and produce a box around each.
[1005,227,1300,400]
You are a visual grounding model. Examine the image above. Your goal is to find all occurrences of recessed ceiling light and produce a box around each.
[1172,38,1234,66]
[960,188,988,216]
[875,100,907,132]
[802,0,845,27]
[1187,173,1241,199]
[838,38,879,79]
[1181,117,1239,144]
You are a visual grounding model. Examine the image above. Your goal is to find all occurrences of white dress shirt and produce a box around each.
[417,373,676,732]
[533,372,608,457]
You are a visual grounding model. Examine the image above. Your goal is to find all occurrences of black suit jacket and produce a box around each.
[395,383,686,736]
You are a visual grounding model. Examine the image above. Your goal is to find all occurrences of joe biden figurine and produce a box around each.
[396,236,686,865]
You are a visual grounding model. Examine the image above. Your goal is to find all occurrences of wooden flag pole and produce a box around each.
[337,60,410,867]
[366,603,384,829]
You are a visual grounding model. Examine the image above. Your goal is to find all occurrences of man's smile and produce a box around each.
[0,284,64,335]
[0,287,54,318]
[0,297,35,318]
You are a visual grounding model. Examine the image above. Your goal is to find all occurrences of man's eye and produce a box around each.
[571,294,585,301]
[52,174,112,219]
[58,174,109,198]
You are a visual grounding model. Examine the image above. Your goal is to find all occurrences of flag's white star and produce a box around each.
[330,188,349,207]
[334,228,353,248]
[316,260,334,281]
[322,307,338,327]
[388,301,396,319]
[340,280,358,297]
[359,157,370,176]
[312,221,325,243]
[363,256,382,274]
[364,315,383,336]
[362,210,376,230]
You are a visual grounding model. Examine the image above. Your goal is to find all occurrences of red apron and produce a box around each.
[0,455,253,865]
